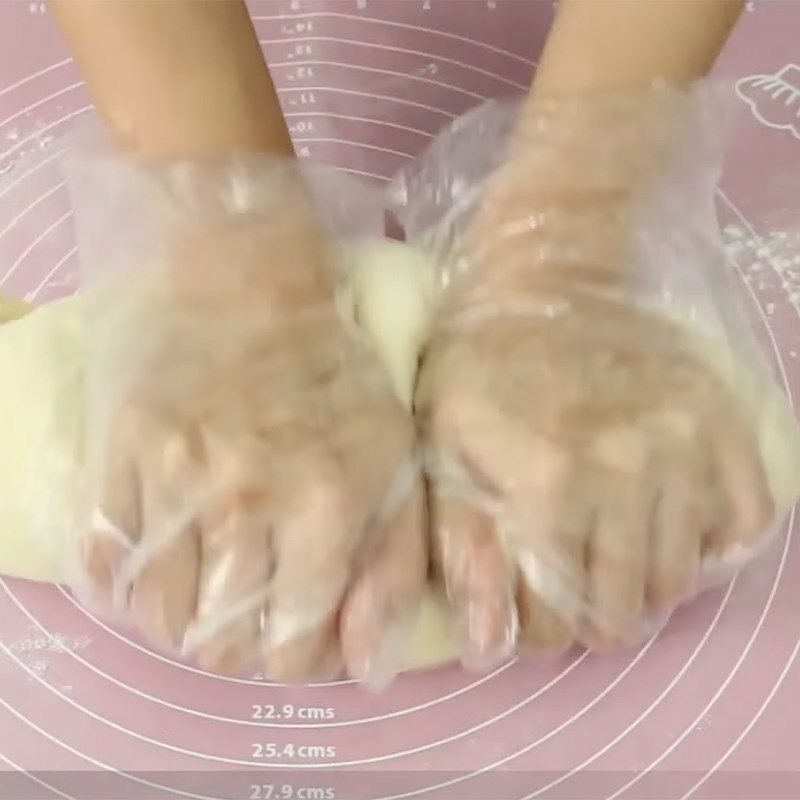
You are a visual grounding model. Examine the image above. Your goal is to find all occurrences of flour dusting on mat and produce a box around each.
[4,626,91,683]
[724,224,800,307]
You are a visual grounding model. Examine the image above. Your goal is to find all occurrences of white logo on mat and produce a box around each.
[736,64,800,140]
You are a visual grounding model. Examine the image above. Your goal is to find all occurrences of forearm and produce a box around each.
[509,0,744,187]
[49,0,292,158]
[533,0,743,96]
[465,1,744,286]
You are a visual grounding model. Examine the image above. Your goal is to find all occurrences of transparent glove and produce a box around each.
[406,84,795,663]
[63,144,426,684]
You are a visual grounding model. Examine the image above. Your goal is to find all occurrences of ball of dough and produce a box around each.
[0,292,84,585]
[0,293,32,324]
[0,237,798,674]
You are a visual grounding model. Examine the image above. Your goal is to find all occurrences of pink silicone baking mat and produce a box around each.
[1,1,799,798]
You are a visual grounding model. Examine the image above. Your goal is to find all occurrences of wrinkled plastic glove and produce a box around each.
[415,85,777,664]
[67,154,426,683]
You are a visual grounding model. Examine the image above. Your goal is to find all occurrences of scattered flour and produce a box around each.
[724,224,800,310]
[4,626,92,683]
[8,629,92,655]
[0,112,63,180]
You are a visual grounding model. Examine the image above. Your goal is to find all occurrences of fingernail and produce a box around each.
[266,607,327,653]
[351,618,411,691]
[641,609,673,638]
[353,649,399,692]
[460,599,517,672]
[315,649,345,683]
[701,543,753,581]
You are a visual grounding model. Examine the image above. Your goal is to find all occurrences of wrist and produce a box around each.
[103,65,293,160]
[50,0,294,160]
[166,167,336,314]
[458,83,713,292]
[71,150,335,316]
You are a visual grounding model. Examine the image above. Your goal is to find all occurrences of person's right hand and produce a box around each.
[73,158,427,684]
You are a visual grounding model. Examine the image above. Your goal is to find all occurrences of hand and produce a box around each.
[419,282,773,659]
[416,88,775,663]
[74,159,426,683]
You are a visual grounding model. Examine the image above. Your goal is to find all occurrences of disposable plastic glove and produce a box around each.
[66,154,426,683]
[415,85,780,663]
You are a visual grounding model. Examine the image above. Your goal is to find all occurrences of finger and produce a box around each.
[510,438,586,651]
[516,564,575,655]
[585,472,653,650]
[433,493,517,670]
[341,479,428,688]
[113,424,205,653]
[264,470,360,682]
[78,416,143,613]
[129,522,200,652]
[708,408,774,556]
[647,463,707,614]
[79,508,134,614]
[514,491,585,655]
[186,496,272,675]
[266,614,343,685]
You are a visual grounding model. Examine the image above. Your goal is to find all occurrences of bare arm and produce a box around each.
[467,0,745,287]
[533,0,743,96]
[48,0,292,158]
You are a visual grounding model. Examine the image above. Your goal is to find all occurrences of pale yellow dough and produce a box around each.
[0,239,458,670]
[1,237,799,672]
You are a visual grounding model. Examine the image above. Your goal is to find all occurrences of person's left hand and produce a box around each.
[414,89,776,665]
